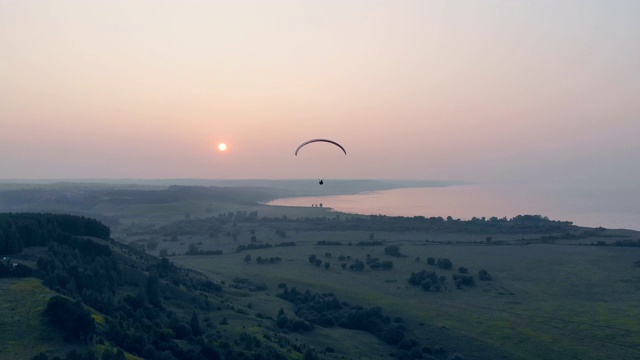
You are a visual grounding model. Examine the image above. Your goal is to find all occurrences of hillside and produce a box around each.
[0,278,77,359]
[1,213,328,359]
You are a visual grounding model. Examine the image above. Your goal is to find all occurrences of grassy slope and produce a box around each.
[0,278,75,359]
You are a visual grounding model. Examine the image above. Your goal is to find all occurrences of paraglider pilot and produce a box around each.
[295,139,346,187]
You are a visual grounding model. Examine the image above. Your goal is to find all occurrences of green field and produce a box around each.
[172,234,640,360]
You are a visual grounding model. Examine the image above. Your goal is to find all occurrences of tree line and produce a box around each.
[0,212,110,255]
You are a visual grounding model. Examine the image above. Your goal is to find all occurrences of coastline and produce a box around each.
[265,185,640,231]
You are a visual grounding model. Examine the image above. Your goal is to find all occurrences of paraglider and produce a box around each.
[295,139,346,185]
[295,139,347,156]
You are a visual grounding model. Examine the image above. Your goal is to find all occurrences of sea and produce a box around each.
[266,183,640,231]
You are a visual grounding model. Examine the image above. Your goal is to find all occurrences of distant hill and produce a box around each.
[0,178,464,197]
[0,180,465,234]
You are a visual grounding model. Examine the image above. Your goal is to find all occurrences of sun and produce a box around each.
[217,143,227,152]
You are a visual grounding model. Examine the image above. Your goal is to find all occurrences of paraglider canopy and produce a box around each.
[295,139,347,156]
[295,139,346,186]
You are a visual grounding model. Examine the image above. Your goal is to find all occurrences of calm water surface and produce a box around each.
[266,184,640,231]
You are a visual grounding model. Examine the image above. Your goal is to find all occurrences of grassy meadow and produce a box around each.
[0,278,77,359]
[169,218,640,360]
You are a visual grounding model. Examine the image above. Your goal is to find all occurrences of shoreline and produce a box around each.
[265,185,640,231]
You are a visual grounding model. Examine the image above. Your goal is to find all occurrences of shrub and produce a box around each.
[384,245,403,257]
[478,269,492,281]
[437,258,452,270]
[350,259,365,271]
[420,280,432,291]
[452,274,475,288]
[408,270,438,287]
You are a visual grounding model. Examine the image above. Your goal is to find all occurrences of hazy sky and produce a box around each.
[2,0,639,184]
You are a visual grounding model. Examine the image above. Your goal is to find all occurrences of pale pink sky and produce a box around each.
[1,1,639,185]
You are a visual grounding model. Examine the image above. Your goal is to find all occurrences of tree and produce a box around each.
[12,263,33,277]
[303,348,318,360]
[44,296,95,343]
[200,345,221,360]
[187,243,199,255]
[276,309,289,329]
[453,274,475,288]
[146,274,162,308]
[437,257,452,270]
[384,245,402,257]
[0,261,11,277]
[478,269,492,281]
[324,262,330,270]
[426,257,435,265]
[420,280,432,291]
[190,312,202,336]
[350,259,365,271]
[244,254,252,263]
[114,349,126,360]
[172,322,193,339]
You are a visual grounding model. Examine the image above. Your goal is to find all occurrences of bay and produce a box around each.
[266,184,640,231]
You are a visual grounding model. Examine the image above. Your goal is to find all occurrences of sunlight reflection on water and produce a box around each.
[266,184,640,230]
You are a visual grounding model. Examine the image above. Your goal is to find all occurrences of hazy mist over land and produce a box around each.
[3,4,640,359]
[1,0,639,190]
